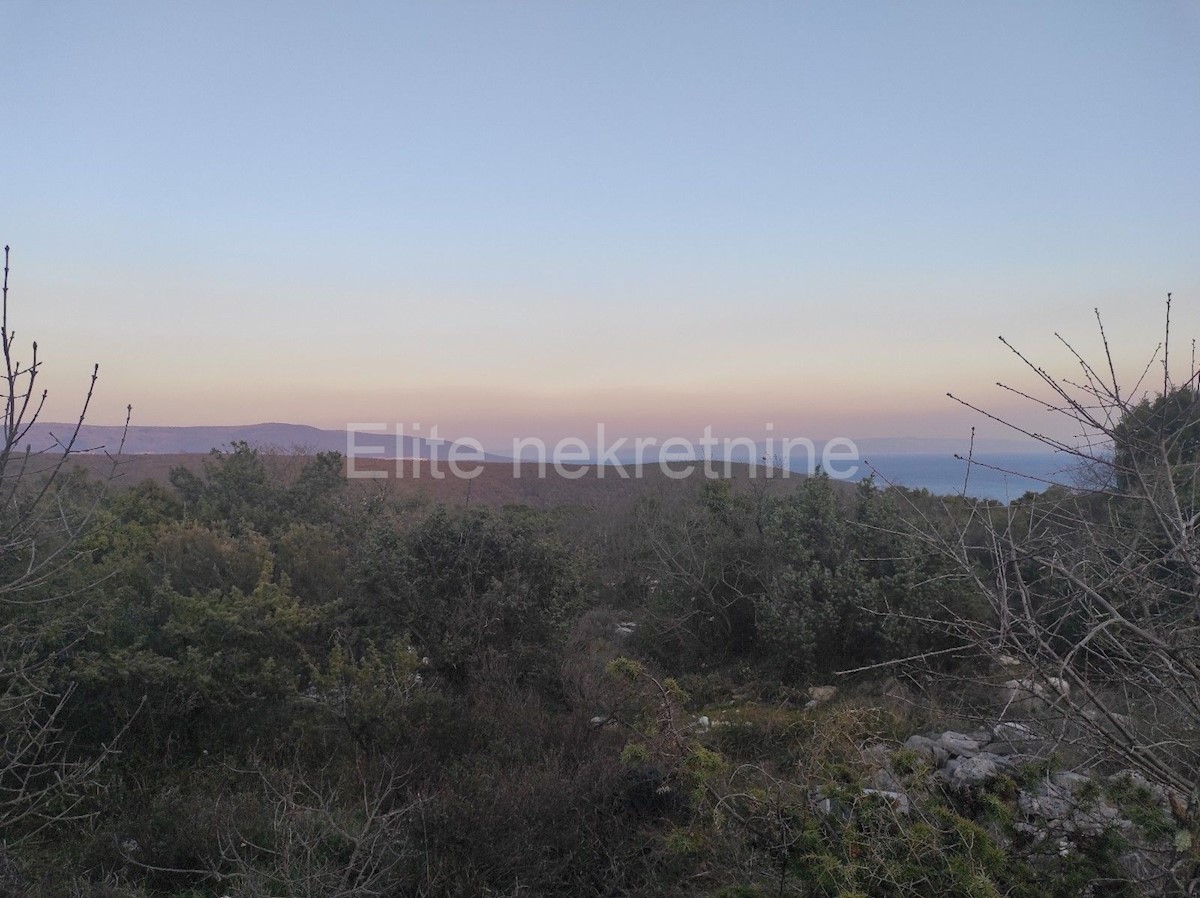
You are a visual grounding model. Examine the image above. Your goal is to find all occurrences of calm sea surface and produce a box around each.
[843,452,1077,501]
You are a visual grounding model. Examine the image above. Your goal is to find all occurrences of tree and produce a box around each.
[635,475,976,681]
[1111,385,1200,504]
[353,505,583,687]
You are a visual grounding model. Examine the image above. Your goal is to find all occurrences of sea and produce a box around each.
[843,452,1078,502]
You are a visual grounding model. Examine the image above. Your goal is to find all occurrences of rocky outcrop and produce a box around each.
[843,723,1195,892]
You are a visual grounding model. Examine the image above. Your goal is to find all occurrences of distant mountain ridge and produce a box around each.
[26,423,1055,463]
[23,422,490,460]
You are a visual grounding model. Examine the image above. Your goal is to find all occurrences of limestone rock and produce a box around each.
[986,721,1040,756]
[937,731,982,757]
[943,755,998,788]
[903,734,949,764]
[807,685,838,704]
[862,788,910,814]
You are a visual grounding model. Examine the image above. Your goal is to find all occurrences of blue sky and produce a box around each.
[4,1,1199,447]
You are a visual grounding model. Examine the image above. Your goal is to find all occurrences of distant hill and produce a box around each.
[63,452,836,510]
[25,423,1047,462]
[22,422,499,460]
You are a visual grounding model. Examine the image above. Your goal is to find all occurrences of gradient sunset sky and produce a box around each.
[5,2,1199,449]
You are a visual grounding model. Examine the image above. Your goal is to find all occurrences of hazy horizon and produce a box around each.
[6,2,1199,444]
[24,419,1087,470]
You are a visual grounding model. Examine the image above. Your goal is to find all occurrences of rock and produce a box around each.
[986,721,1040,755]
[892,724,1183,884]
[983,738,1020,756]
[860,742,893,767]
[1001,676,1071,710]
[1109,769,1187,815]
[1019,773,1122,838]
[976,750,1017,771]
[903,734,949,764]
[1001,678,1039,707]
[862,788,910,814]
[1019,782,1073,822]
[858,743,904,791]
[943,755,998,788]
[870,766,905,792]
[589,715,610,728]
[937,731,982,757]
[811,790,854,822]
[807,685,838,704]
[696,715,710,730]
[993,721,1035,742]
[997,654,1022,667]
[1051,771,1092,791]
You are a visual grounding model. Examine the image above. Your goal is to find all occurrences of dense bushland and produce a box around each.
[2,249,1196,893]
[5,440,1180,897]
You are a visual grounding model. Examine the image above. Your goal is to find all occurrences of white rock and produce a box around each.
[807,685,838,703]
[945,755,997,787]
[937,731,982,757]
[1046,676,1070,698]
[870,767,905,792]
[993,721,1035,742]
[1051,771,1092,791]
[862,788,910,814]
[987,721,1039,755]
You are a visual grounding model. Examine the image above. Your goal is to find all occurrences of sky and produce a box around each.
[4,1,1199,450]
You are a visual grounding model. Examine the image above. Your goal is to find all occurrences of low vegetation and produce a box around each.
[1,255,1197,895]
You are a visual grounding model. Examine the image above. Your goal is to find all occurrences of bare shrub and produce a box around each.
[0,246,130,849]
[897,298,1200,890]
